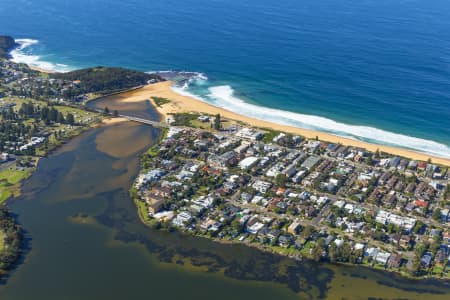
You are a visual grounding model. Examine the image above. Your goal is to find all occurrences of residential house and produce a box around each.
[288,221,301,235]
[387,253,402,268]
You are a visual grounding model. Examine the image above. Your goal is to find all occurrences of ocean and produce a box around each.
[1,0,450,158]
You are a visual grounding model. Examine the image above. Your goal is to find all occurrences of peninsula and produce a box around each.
[115,82,450,279]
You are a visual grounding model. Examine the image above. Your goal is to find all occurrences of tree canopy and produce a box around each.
[51,67,164,97]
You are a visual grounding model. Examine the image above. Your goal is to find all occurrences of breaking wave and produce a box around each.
[175,83,450,159]
[149,70,208,89]
[10,39,73,72]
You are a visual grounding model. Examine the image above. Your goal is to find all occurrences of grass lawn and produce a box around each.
[147,147,160,157]
[432,265,444,275]
[270,245,299,256]
[189,119,213,130]
[151,97,171,107]
[0,230,5,253]
[170,112,201,127]
[260,128,283,143]
[3,97,99,124]
[134,198,151,224]
[10,97,46,108]
[198,185,210,195]
[300,240,315,256]
[53,105,97,123]
[0,188,12,204]
[0,167,32,204]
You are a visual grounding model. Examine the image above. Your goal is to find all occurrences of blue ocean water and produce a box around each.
[1,0,450,157]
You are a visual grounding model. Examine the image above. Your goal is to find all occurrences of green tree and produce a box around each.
[414,243,427,258]
[430,239,440,254]
[301,225,315,239]
[40,106,49,123]
[66,113,75,125]
[49,107,58,122]
[410,257,421,276]
[275,173,288,187]
[341,242,353,262]
[413,220,424,234]
[387,223,395,234]
[18,107,25,118]
[374,149,380,159]
[432,208,441,222]
[365,156,374,165]
[214,114,221,130]
[56,111,65,124]
[329,243,338,262]
[444,184,450,200]
[312,238,325,262]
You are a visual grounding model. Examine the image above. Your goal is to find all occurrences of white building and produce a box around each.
[252,180,272,194]
[375,210,416,231]
[239,156,259,170]
[235,128,264,141]
[172,212,193,227]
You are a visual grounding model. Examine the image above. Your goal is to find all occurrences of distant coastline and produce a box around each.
[7,37,450,159]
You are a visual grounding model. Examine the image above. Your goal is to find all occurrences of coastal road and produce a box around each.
[90,107,170,128]
[123,115,170,128]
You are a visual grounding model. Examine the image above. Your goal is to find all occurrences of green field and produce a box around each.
[151,97,171,107]
[134,198,152,225]
[2,97,99,124]
[0,167,32,204]
[54,105,97,123]
[0,230,5,253]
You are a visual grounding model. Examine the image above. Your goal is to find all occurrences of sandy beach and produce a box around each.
[29,65,56,74]
[112,81,450,166]
[101,117,129,125]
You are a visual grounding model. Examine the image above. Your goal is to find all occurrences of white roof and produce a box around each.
[239,156,259,169]
[354,243,365,251]
[334,200,346,209]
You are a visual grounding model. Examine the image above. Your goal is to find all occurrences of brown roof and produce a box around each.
[388,253,402,268]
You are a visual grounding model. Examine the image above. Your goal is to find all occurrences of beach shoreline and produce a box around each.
[116,81,450,167]
[101,117,129,125]
[28,65,56,74]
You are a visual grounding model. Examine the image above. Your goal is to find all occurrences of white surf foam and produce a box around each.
[149,71,208,88]
[10,39,73,73]
[177,84,450,159]
[171,85,206,102]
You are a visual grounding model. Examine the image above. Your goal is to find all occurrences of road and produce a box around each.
[90,108,169,128]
